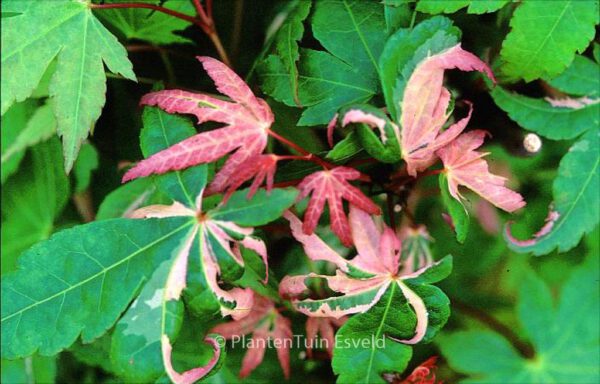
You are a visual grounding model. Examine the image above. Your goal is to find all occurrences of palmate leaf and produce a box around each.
[437,130,525,213]
[73,142,99,194]
[297,167,381,247]
[1,101,36,183]
[259,0,387,126]
[123,57,273,198]
[210,295,293,379]
[331,285,413,384]
[499,0,599,82]
[96,178,162,220]
[1,0,136,171]
[416,0,509,14]
[96,0,195,45]
[438,254,600,383]
[281,209,452,343]
[491,86,599,140]
[1,217,194,359]
[1,138,69,273]
[506,128,599,255]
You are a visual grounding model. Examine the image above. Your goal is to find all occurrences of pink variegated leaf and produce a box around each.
[161,335,222,384]
[544,96,599,109]
[123,57,273,197]
[436,130,526,213]
[297,166,381,247]
[505,209,560,248]
[212,154,278,202]
[283,210,452,344]
[305,317,347,358]
[210,295,292,379]
[401,44,495,176]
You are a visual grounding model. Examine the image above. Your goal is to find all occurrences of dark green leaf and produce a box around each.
[1,217,194,358]
[209,187,298,226]
[439,173,469,243]
[491,86,599,140]
[506,129,599,255]
[1,138,69,273]
[73,142,99,193]
[546,54,600,96]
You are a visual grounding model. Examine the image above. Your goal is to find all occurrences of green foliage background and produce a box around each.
[1,0,598,383]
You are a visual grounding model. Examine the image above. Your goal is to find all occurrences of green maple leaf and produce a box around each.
[499,0,599,82]
[259,0,387,126]
[1,0,136,171]
[438,254,600,383]
[96,0,195,45]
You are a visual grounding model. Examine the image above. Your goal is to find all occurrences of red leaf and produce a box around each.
[122,57,273,197]
[400,44,495,176]
[399,356,440,384]
[305,316,346,358]
[297,167,381,247]
[437,130,526,213]
[211,154,278,201]
[210,296,292,379]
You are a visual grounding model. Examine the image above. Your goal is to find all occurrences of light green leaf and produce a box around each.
[383,0,412,32]
[546,54,600,96]
[506,129,599,255]
[1,0,136,171]
[1,217,194,358]
[438,254,600,383]
[111,260,184,382]
[491,86,599,140]
[1,355,56,384]
[73,141,99,193]
[95,0,195,45]
[209,187,298,226]
[96,177,161,220]
[140,105,207,208]
[439,173,469,243]
[1,101,36,183]
[499,0,599,81]
[1,138,69,273]
[466,0,510,14]
[326,131,363,161]
[1,102,57,172]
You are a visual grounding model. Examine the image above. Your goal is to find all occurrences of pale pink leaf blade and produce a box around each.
[437,130,526,213]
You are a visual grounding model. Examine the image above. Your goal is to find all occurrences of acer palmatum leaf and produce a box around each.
[161,335,222,384]
[297,166,381,247]
[280,209,451,345]
[122,57,273,196]
[401,44,495,176]
[211,154,278,201]
[437,130,526,213]
[305,316,346,358]
[210,295,292,379]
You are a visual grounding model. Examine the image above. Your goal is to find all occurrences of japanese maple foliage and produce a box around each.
[210,295,292,379]
[4,3,597,384]
[122,56,273,196]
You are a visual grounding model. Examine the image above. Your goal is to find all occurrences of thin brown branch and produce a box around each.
[90,2,198,25]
